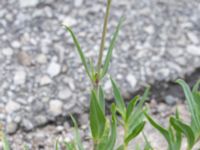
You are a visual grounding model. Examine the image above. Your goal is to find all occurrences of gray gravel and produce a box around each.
[0,0,200,133]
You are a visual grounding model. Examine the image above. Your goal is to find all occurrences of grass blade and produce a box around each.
[176,79,200,133]
[144,112,171,145]
[98,86,105,114]
[111,78,126,118]
[138,86,150,109]
[70,115,84,150]
[126,96,139,122]
[125,121,145,144]
[192,79,200,93]
[64,26,92,80]
[2,134,10,150]
[170,117,195,149]
[89,90,106,140]
[143,132,153,150]
[101,17,125,78]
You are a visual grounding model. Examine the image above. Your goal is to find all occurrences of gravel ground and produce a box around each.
[0,0,200,136]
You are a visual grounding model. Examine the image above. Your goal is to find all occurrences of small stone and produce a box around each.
[155,68,170,81]
[144,25,155,34]
[47,62,61,77]
[19,0,39,8]
[62,17,77,27]
[74,0,83,7]
[56,126,64,132]
[39,75,52,86]
[36,54,47,64]
[11,41,21,49]
[2,48,13,56]
[187,32,199,44]
[49,100,63,116]
[104,79,111,89]
[187,45,200,56]
[126,74,137,88]
[5,101,21,113]
[14,69,26,85]
[17,51,32,66]
[32,101,44,113]
[164,95,177,105]
[58,88,72,100]
[79,113,88,125]
[35,115,48,126]
[6,122,18,134]
[22,119,34,132]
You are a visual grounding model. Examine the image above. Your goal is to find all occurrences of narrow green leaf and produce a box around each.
[89,90,106,140]
[101,17,125,78]
[98,86,105,114]
[174,109,182,150]
[143,132,153,150]
[64,141,76,150]
[125,121,145,144]
[70,115,84,150]
[138,86,150,109]
[89,59,96,81]
[126,96,139,122]
[128,109,144,134]
[2,134,10,150]
[64,26,92,80]
[144,112,171,145]
[170,117,195,149]
[116,145,124,150]
[192,79,200,93]
[111,78,126,118]
[23,145,29,150]
[55,140,59,150]
[96,104,117,150]
[176,79,200,132]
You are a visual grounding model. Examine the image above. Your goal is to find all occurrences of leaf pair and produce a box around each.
[111,78,149,148]
[63,16,124,84]
[90,90,106,141]
[96,104,117,150]
[144,111,182,150]
[176,79,200,136]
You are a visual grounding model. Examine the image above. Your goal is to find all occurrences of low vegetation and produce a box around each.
[0,0,200,149]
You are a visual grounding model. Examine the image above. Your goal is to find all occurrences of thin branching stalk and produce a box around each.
[97,0,112,76]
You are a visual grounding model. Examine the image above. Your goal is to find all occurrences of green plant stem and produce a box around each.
[123,123,128,150]
[97,0,112,76]
[93,140,98,150]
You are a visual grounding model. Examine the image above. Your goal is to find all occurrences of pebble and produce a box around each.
[19,0,39,8]
[49,100,63,116]
[22,119,34,132]
[164,95,177,105]
[144,25,155,34]
[6,122,18,134]
[187,45,200,56]
[36,54,47,64]
[13,69,27,85]
[35,115,48,126]
[39,75,52,86]
[11,41,21,49]
[5,101,21,114]
[126,74,137,88]
[187,32,199,44]
[17,51,32,66]
[62,17,77,27]
[58,88,72,100]
[74,0,84,7]
[2,48,13,56]
[47,62,61,77]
